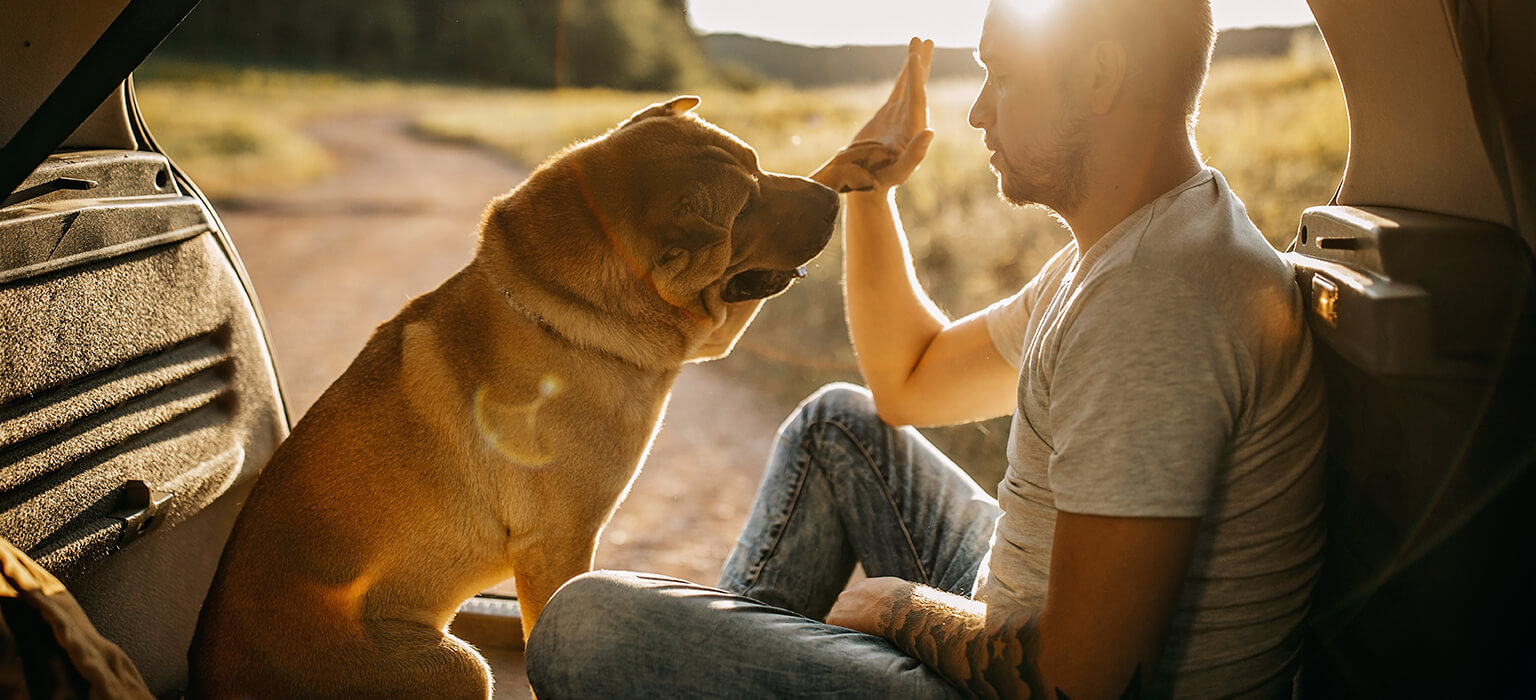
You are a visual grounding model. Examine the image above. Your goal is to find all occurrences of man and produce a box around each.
[525,1,1326,697]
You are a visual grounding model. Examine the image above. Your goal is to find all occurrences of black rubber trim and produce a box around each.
[0,0,202,200]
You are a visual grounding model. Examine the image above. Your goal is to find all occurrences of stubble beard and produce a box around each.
[993,109,1090,218]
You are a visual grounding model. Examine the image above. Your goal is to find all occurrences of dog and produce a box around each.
[188,95,839,698]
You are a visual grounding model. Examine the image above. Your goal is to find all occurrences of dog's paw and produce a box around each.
[810,141,899,193]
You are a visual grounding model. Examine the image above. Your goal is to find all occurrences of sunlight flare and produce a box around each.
[993,0,1065,22]
[474,374,565,467]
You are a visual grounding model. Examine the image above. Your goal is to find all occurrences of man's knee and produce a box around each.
[525,571,650,693]
[785,382,882,437]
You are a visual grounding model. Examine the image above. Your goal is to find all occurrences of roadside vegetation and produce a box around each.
[136,34,1346,488]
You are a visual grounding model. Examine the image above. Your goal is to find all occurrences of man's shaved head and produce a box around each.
[987,0,1215,130]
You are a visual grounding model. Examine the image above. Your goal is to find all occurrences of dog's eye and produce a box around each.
[658,248,685,264]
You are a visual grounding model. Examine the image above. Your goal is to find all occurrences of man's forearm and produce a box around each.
[843,189,948,405]
[874,583,1041,700]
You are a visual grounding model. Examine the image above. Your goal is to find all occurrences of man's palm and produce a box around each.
[856,36,933,149]
[812,38,936,193]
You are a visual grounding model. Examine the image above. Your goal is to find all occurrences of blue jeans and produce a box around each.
[525,383,1002,698]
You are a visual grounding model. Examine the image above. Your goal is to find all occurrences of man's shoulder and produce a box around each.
[1092,170,1291,301]
[993,241,1079,322]
[1065,169,1308,366]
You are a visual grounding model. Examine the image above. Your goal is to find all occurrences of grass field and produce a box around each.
[136,38,1346,486]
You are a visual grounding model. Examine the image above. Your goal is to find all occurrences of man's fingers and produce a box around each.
[903,37,924,91]
[885,45,916,103]
[904,38,933,132]
[905,37,934,84]
[903,52,928,134]
[884,37,929,103]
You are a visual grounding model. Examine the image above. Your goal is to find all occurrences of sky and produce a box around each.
[685,0,1316,48]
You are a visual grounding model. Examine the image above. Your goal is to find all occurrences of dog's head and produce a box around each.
[481,96,838,368]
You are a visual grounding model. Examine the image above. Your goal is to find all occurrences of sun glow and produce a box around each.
[994,0,1065,22]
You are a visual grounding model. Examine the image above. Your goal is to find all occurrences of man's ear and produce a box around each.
[1087,40,1126,114]
[621,95,702,128]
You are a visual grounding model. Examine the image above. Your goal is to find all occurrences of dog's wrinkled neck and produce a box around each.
[497,284,655,372]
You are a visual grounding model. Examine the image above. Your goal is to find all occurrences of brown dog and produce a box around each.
[188,96,838,698]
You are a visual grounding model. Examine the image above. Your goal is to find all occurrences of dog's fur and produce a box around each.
[188,96,837,698]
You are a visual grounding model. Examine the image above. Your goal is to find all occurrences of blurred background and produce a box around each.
[132,0,1346,584]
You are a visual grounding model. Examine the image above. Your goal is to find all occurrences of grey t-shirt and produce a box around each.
[978,168,1326,698]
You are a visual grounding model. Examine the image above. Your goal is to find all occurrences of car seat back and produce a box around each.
[1286,205,1535,698]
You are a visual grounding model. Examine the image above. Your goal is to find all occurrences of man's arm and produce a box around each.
[827,512,1200,699]
[842,190,1019,427]
[817,38,1018,427]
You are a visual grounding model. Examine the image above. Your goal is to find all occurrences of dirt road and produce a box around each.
[219,112,792,590]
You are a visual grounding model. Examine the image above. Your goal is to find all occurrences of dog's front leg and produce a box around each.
[512,530,601,642]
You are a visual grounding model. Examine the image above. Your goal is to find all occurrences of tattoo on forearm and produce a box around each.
[877,585,1035,699]
[877,586,1146,699]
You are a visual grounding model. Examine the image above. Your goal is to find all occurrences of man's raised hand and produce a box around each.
[811,37,936,193]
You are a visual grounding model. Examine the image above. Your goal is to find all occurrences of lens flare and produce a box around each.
[474,373,565,467]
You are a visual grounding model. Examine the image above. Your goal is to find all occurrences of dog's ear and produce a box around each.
[621,95,701,128]
[664,213,729,256]
[652,211,731,316]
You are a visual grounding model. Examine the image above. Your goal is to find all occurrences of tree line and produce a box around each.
[162,0,708,90]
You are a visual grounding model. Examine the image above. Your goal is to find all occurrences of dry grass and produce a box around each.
[1199,35,1348,246]
[134,43,1347,486]
[136,61,469,199]
[410,84,887,179]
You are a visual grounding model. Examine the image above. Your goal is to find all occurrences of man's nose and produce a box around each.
[968,84,993,130]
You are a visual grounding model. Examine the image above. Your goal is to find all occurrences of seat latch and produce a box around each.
[112,480,176,550]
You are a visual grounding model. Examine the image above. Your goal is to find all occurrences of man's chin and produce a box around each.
[995,170,1077,217]
[995,172,1041,209]
[988,164,1027,206]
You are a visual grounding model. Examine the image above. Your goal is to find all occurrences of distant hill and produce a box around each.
[1212,25,1322,61]
[704,25,1321,88]
[702,34,983,88]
